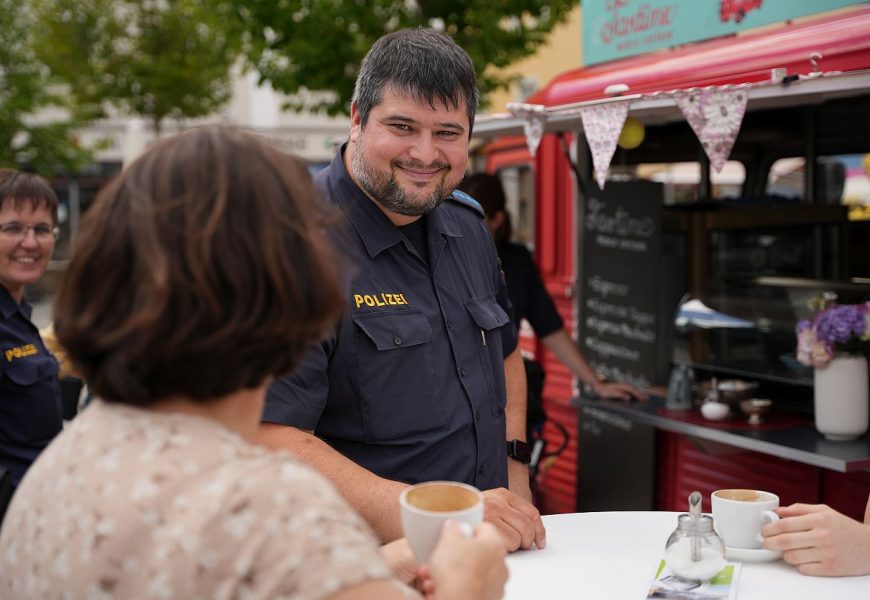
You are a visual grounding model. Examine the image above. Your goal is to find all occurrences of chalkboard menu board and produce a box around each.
[580,180,663,390]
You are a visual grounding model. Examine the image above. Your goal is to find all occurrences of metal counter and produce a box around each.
[572,395,870,473]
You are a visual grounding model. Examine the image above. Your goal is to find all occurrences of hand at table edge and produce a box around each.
[482,486,546,552]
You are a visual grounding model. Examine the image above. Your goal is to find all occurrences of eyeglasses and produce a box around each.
[0,221,60,242]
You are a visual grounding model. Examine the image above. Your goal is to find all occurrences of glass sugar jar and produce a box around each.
[664,514,727,581]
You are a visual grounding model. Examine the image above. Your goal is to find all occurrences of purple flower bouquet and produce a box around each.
[796,300,870,369]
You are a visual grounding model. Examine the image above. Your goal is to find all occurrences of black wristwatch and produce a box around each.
[506,439,532,464]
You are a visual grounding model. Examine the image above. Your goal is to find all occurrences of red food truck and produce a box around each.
[471,6,870,516]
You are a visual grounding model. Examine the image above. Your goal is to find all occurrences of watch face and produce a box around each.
[508,440,531,463]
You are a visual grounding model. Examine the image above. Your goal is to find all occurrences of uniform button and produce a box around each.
[460,368,466,377]
[478,465,485,475]
[475,410,481,421]
[447,321,453,329]
[394,335,402,346]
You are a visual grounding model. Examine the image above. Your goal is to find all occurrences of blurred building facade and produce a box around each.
[49,69,349,267]
[486,6,582,112]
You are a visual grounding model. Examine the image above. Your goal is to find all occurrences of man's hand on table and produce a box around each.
[482,487,546,552]
[762,503,870,577]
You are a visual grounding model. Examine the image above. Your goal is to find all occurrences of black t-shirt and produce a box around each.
[497,241,563,338]
[398,216,429,266]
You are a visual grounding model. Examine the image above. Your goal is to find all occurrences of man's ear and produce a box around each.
[349,102,363,143]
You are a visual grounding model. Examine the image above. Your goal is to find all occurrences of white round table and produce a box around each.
[504,512,870,599]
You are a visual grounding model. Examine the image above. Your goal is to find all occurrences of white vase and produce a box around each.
[814,355,869,441]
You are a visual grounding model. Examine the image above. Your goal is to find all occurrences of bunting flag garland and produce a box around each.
[507,102,546,157]
[675,87,749,173]
[505,86,750,182]
[578,99,631,190]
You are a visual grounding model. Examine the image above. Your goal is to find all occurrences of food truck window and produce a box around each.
[496,166,536,248]
[632,161,745,204]
[767,154,870,220]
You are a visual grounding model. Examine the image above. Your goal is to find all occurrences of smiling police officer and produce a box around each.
[0,170,62,500]
[258,28,546,552]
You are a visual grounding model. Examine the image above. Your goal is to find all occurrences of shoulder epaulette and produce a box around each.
[448,190,485,218]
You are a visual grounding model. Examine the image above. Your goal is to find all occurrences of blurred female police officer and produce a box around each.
[0,169,62,495]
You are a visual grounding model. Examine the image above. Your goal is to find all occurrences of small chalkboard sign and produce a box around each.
[580,180,663,390]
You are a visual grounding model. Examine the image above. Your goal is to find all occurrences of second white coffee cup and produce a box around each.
[711,488,780,549]
[400,480,483,564]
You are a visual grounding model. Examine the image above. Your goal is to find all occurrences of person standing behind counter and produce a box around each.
[0,170,62,496]
[458,173,647,402]
[0,127,509,600]
[259,28,545,552]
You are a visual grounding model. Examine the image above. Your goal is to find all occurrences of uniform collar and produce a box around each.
[328,146,463,258]
[0,285,31,320]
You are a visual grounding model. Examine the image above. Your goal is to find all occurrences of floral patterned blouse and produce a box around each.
[0,400,400,599]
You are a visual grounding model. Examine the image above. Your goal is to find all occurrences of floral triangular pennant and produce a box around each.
[507,103,547,157]
[675,87,748,173]
[579,100,631,190]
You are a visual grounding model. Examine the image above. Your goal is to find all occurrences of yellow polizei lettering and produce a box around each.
[4,344,38,362]
[354,292,409,308]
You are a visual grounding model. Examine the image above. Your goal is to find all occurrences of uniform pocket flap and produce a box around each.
[352,311,432,351]
[465,297,510,331]
[2,358,46,386]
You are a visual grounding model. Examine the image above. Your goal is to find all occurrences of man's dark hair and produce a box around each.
[352,28,479,135]
[0,169,58,223]
[54,126,345,406]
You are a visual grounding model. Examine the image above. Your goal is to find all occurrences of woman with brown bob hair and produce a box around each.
[0,127,507,600]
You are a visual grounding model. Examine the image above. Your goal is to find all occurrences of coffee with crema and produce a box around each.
[400,481,483,563]
[405,484,480,512]
[711,489,780,549]
[714,489,765,502]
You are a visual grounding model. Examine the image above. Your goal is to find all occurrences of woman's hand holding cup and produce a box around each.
[400,481,508,599]
[762,503,870,577]
[421,521,507,600]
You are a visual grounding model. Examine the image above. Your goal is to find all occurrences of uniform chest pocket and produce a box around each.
[464,297,511,416]
[2,354,55,387]
[351,310,447,442]
[465,297,510,332]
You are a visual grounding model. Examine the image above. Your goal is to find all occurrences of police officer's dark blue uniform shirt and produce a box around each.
[264,148,518,491]
[0,285,62,486]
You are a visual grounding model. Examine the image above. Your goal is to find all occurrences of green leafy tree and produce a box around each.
[33,0,241,135]
[233,0,578,115]
[0,1,93,174]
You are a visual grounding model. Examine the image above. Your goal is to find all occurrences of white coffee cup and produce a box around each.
[399,481,483,564]
[711,489,780,549]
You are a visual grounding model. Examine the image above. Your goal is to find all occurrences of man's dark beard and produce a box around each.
[363,174,446,217]
[352,140,450,216]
